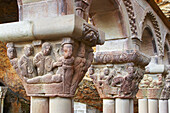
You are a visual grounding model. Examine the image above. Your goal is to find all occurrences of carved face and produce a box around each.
[7,48,16,59]
[42,43,52,56]
[24,45,33,57]
[104,68,109,75]
[63,44,73,59]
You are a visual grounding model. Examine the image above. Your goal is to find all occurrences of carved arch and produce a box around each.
[142,11,163,56]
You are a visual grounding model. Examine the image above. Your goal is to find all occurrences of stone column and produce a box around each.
[137,64,168,113]
[159,100,168,113]
[0,0,105,113]
[115,99,130,113]
[0,87,8,113]
[103,99,115,113]
[90,50,150,113]
[31,97,49,113]
[49,97,72,113]
[138,99,148,113]
[148,99,158,113]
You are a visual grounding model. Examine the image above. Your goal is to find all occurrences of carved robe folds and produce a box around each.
[90,50,151,99]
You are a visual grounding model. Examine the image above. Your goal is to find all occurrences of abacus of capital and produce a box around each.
[0,0,105,113]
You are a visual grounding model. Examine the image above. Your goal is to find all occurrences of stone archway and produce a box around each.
[142,11,163,56]
[141,27,157,57]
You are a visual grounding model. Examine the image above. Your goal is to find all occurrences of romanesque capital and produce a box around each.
[136,63,168,99]
[89,50,150,99]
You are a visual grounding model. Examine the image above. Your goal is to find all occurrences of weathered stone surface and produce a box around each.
[90,50,150,99]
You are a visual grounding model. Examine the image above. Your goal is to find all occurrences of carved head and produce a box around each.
[42,42,52,56]
[24,45,34,57]
[63,44,73,59]
[7,47,17,59]
[104,67,110,76]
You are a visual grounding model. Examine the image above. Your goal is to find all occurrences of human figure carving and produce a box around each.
[34,42,55,76]
[70,43,86,94]
[7,43,20,76]
[27,42,57,84]
[19,45,37,78]
[57,38,74,94]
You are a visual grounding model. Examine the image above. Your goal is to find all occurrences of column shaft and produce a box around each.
[50,97,72,113]
[31,97,49,113]
[138,99,148,113]
[129,99,134,113]
[116,98,130,113]
[148,99,158,113]
[159,100,168,113]
[103,99,115,113]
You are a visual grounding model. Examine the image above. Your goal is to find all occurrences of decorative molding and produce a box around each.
[123,0,138,38]
[142,11,163,55]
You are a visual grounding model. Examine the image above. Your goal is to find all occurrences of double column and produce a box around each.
[137,64,168,113]
[90,50,150,113]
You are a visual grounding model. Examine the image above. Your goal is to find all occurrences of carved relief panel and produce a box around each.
[6,35,99,97]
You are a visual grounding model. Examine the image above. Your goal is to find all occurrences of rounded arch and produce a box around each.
[141,11,163,56]
[89,0,134,40]
[141,27,158,57]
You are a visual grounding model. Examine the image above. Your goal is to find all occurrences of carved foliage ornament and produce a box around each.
[7,38,94,97]
[89,63,145,99]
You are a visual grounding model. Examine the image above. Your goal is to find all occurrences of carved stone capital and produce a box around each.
[137,64,168,99]
[6,37,98,97]
[90,50,150,99]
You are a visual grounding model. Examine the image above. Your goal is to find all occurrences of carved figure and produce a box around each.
[57,38,74,94]
[7,43,20,75]
[19,45,37,78]
[71,43,86,94]
[33,42,55,76]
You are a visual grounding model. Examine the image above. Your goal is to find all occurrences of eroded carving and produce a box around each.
[82,24,100,46]
[160,75,170,99]
[19,45,37,79]
[7,43,20,75]
[90,63,145,99]
[6,37,95,97]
